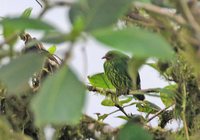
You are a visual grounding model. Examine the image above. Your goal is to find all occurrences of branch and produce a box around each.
[38,1,74,18]
[133,2,186,25]
[179,0,200,33]
[181,82,190,140]
[147,104,174,123]
[114,104,130,118]
[86,85,161,97]
[108,102,136,116]
[35,0,43,8]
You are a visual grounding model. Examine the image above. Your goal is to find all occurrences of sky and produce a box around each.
[0,0,179,137]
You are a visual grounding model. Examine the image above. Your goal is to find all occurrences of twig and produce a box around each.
[108,102,136,116]
[115,104,130,118]
[133,2,186,25]
[38,1,73,18]
[179,0,200,33]
[147,104,174,122]
[35,0,43,8]
[82,46,88,81]
[181,82,190,140]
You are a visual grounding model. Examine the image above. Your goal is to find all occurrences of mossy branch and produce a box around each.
[86,85,161,97]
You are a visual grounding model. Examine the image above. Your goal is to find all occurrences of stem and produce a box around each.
[179,0,200,33]
[182,83,190,140]
[35,0,43,7]
[114,104,130,118]
[147,104,174,122]
[133,2,185,25]
[108,102,136,116]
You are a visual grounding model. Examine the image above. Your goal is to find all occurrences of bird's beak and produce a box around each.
[102,56,106,59]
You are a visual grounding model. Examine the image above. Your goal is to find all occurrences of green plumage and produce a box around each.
[102,50,145,100]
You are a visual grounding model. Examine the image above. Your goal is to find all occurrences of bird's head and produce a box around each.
[102,50,129,61]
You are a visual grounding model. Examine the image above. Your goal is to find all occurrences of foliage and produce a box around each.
[1,0,200,140]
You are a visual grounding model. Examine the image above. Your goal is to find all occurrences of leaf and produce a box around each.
[3,8,32,46]
[41,32,71,44]
[2,24,19,46]
[2,8,33,46]
[101,96,133,106]
[159,84,176,107]
[101,98,115,106]
[92,27,174,60]
[119,96,133,106]
[69,0,133,31]
[116,115,129,121]
[138,0,151,3]
[146,63,159,71]
[136,100,161,114]
[0,53,44,94]
[48,45,56,54]
[88,72,115,89]
[98,114,108,121]
[21,7,32,18]
[1,17,56,31]
[118,123,153,140]
[31,66,86,126]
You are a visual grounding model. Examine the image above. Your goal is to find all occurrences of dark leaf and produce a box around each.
[69,0,133,31]
[118,123,153,140]
[31,66,86,126]
[0,53,44,94]
[92,27,174,60]
[1,17,56,31]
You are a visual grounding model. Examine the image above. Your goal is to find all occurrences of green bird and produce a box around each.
[102,50,145,100]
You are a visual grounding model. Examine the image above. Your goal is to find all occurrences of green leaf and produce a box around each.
[97,114,108,121]
[31,66,86,126]
[2,8,33,46]
[92,27,174,60]
[69,0,133,31]
[119,96,133,106]
[101,98,115,106]
[138,0,151,3]
[0,53,44,94]
[1,17,56,31]
[88,72,115,89]
[48,45,56,54]
[146,63,159,71]
[41,32,71,44]
[159,84,176,107]
[118,123,153,140]
[21,7,32,18]
[2,24,19,46]
[136,100,161,114]
[116,115,129,121]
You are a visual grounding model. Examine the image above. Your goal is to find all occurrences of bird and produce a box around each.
[102,50,145,100]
